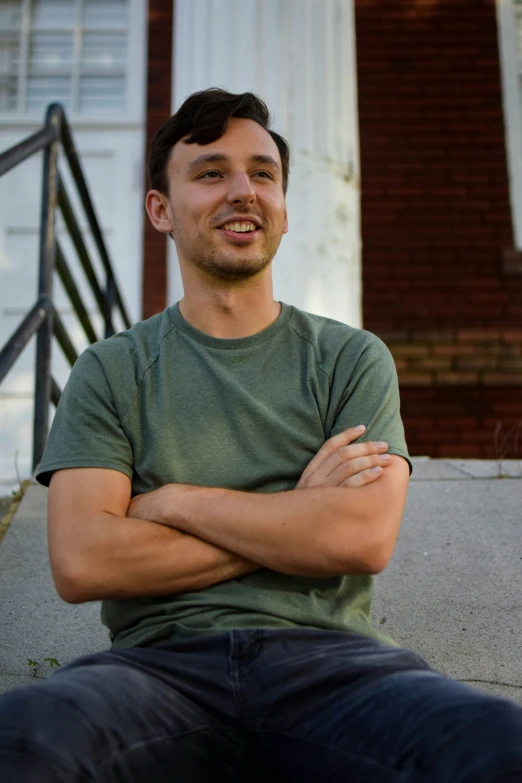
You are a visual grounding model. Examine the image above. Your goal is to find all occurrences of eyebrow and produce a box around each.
[187,152,281,173]
[251,154,281,172]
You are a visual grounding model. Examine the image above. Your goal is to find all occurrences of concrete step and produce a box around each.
[0,461,521,706]
[373,459,522,706]
[0,482,108,692]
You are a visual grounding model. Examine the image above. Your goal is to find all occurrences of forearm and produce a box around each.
[156,484,377,577]
[60,512,260,603]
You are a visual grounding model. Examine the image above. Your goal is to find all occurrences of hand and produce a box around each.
[295,426,392,489]
[127,485,173,523]
[127,483,196,529]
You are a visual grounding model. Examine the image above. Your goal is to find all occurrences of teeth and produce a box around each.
[222,222,257,232]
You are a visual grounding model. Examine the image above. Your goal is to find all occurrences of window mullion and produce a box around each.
[72,0,83,114]
[17,0,31,112]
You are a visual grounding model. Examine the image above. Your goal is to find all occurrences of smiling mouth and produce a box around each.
[217,221,262,239]
[218,221,259,234]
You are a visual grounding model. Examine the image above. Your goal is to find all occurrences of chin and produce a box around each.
[208,264,268,282]
[199,254,272,282]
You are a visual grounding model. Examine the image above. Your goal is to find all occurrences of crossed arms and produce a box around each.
[47,426,410,603]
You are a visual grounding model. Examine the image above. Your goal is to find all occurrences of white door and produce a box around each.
[0,0,147,488]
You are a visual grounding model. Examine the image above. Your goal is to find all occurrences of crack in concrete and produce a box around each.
[0,672,45,680]
[445,463,479,480]
[457,678,521,690]
[411,476,522,482]
[440,461,522,481]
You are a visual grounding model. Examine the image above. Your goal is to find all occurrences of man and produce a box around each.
[0,88,520,782]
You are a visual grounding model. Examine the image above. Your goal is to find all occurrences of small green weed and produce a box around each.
[27,657,61,678]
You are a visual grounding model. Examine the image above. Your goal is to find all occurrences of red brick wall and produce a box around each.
[400,385,522,459]
[355,0,522,458]
[141,0,174,320]
[391,327,522,457]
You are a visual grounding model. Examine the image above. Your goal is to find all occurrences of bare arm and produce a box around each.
[48,468,260,603]
[130,428,409,577]
[48,427,399,602]
[141,462,407,578]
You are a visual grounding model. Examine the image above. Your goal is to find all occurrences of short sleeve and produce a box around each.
[35,347,134,487]
[328,332,412,475]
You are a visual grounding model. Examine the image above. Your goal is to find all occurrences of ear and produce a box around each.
[145,190,174,235]
[282,206,289,235]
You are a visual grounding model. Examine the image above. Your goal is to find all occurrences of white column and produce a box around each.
[170,0,361,327]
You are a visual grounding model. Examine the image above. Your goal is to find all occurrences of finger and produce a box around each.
[328,453,392,484]
[298,426,368,482]
[326,425,368,452]
[340,466,385,488]
[319,441,389,479]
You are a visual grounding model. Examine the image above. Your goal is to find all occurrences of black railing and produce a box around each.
[0,103,132,472]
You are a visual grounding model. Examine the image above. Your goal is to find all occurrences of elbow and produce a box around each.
[360,526,399,575]
[59,586,87,604]
[54,575,86,604]
[327,514,398,576]
[53,571,89,604]
[328,543,390,577]
[321,543,382,577]
[362,544,392,575]
[50,557,93,604]
[351,524,397,575]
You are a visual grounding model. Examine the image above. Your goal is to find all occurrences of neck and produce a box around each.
[178,283,281,339]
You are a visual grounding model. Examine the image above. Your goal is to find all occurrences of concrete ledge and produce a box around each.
[409,457,522,481]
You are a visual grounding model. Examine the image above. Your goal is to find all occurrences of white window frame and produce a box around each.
[496,0,522,249]
[0,0,147,129]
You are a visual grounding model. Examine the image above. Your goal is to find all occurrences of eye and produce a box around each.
[253,170,273,179]
[199,170,222,179]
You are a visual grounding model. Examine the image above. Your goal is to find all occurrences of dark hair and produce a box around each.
[148,88,290,196]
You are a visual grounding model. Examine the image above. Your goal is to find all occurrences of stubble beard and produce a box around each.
[174,225,283,282]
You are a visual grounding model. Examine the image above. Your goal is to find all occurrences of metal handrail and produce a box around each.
[0,103,132,472]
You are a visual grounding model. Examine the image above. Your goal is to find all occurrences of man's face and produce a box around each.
[165,117,288,282]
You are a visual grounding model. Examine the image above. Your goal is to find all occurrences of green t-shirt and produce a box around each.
[36,301,412,650]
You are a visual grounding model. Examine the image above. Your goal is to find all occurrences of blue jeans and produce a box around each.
[0,629,521,782]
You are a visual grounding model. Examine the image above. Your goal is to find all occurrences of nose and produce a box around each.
[226,170,255,206]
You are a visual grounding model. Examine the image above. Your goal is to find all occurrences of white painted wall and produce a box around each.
[169,0,361,327]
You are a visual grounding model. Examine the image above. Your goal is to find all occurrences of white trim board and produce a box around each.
[496,0,522,249]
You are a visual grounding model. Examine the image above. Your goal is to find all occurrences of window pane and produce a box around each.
[26,75,72,111]
[0,0,22,29]
[79,75,125,113]
[0,74,19,111]
[29,32,73,71]
[0,31,20,111]
[0,81,18,111]
[32,0,75,29]
[82,32,126,69]
[83,0,128,28]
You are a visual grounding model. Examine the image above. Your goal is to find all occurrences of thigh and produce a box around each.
[245,630,522,783]
[0,645,243,783]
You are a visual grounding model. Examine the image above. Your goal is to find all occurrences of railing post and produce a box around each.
[32,105,61,473]
[104,274,116,339]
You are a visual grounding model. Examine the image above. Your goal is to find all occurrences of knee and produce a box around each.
[439,696,522,782]
[0,680,104,782]
[473,696,522,739]
[0,682,80,745]
[475,699,522,770]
